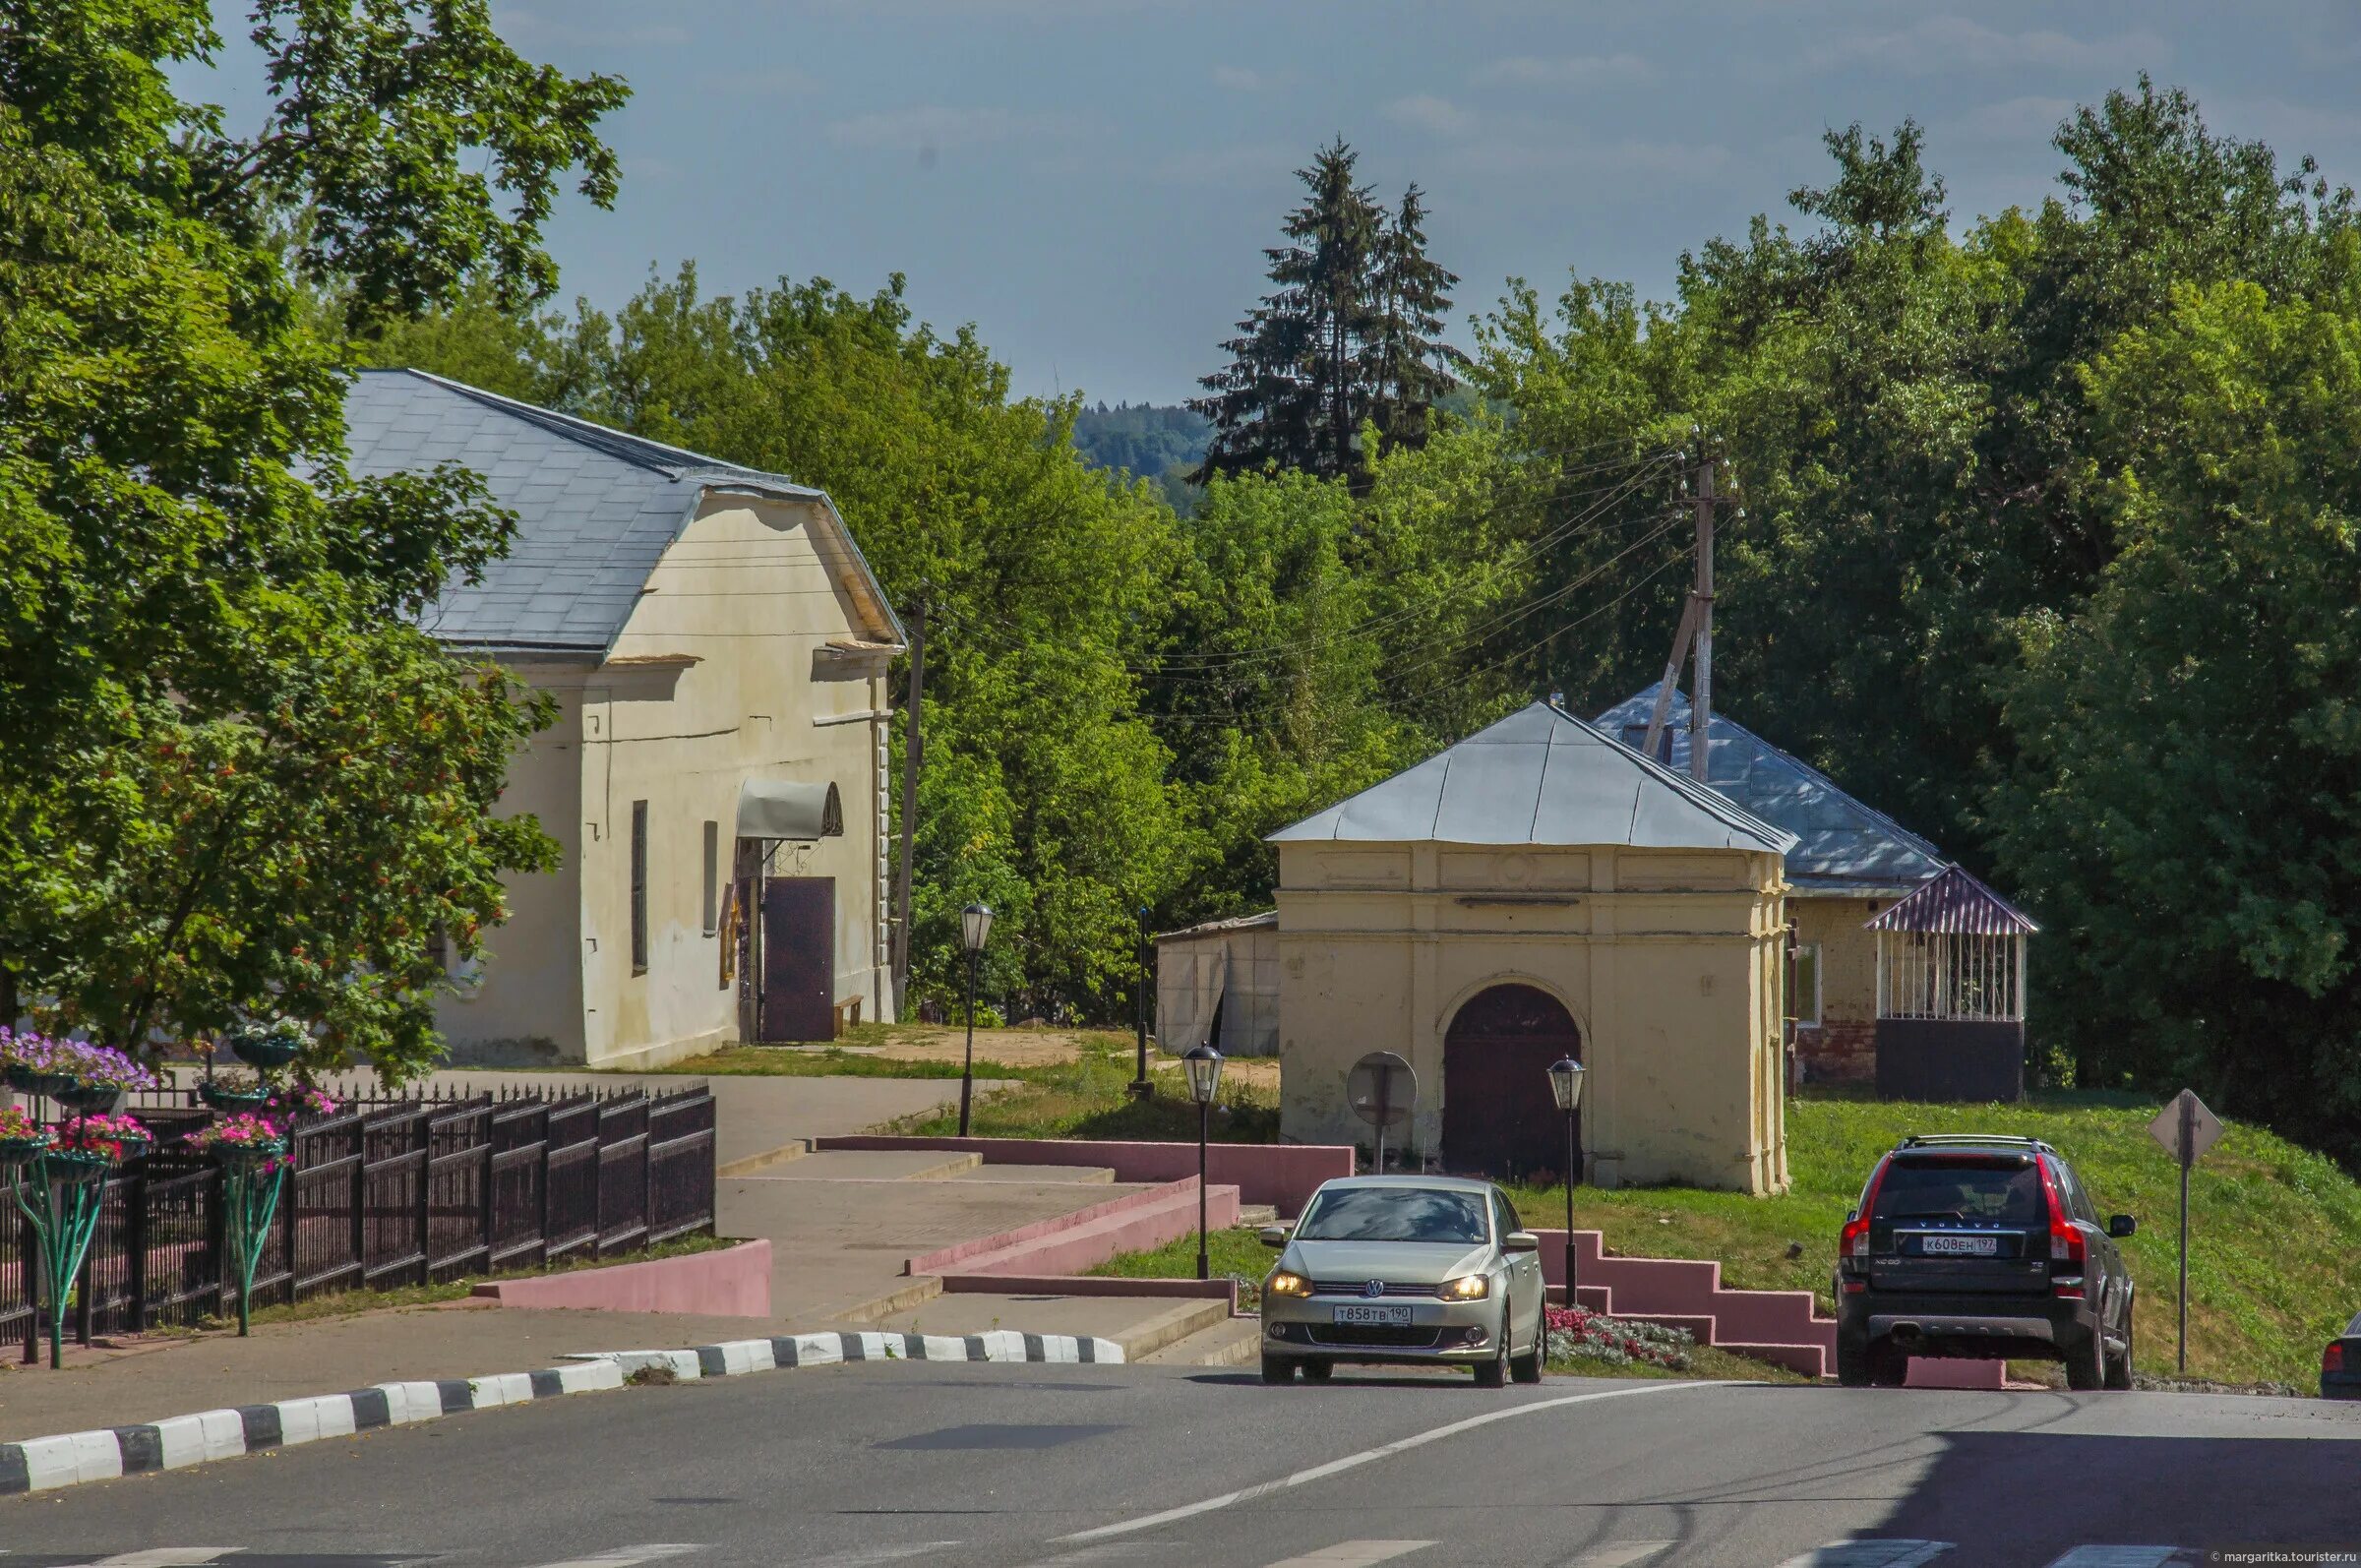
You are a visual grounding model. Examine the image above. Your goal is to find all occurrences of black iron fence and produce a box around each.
[1,1082,716,1362]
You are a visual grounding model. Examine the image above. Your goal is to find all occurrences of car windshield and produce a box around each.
[1872,1158,2046,1226]
[1295,1186,1489,1243]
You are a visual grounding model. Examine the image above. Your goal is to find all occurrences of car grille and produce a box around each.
[1310,1281,1435,1297]
[1308,1325,1441,1349]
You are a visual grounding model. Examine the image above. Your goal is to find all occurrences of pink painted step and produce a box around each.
[921,1179,1241,1278]
[1533,1228,1841,1379]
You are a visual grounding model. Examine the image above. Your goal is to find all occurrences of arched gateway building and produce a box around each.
[1268,701,1797,1195]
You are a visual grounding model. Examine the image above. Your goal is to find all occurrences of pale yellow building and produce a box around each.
[1268,702,1797,1195]
[344,371,904,1069]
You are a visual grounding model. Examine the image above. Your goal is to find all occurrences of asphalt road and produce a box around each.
[4,1363,2357,1567]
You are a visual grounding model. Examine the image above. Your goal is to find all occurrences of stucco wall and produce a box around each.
[1788,892,1888,1086]
[433,679,588,1063]
[1275,842,1789,1195]
[440,494,893,1070]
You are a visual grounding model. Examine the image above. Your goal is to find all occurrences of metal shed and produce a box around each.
[1154,911,1279,1056]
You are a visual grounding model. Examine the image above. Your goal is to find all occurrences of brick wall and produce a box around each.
[1794,1019,1876,1084]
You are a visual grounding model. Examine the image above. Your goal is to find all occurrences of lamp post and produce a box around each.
[1129,905,1152,1100]
[1546,1055,1587,1310]
[957,903,993,1136]
[1181,1044,1224,1281]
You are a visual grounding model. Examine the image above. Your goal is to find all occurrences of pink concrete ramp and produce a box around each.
[471,1239,772,1317]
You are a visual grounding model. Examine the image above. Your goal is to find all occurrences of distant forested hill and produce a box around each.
[1071,401,1210,478]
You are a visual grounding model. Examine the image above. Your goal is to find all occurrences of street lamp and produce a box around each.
[957,903,993,1136]
[1546,1055,1587,1310]
[1181,1044,1224,1281]
[1129,905,1153,1100]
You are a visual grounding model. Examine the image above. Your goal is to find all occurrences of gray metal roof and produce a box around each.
[342,369,902,653]
[1269,702,1796,853]
[1593,688,1946,893]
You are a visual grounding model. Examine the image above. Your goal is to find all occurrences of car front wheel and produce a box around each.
[1261,1354,1296,1386]
[1474,1312,1510,1389]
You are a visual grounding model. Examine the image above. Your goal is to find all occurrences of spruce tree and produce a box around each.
[1192,141,1459,483]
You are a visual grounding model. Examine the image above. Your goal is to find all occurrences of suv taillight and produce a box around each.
[2328,1344,2346,1375]
[1843,1158,1890,1264]
[2039,1157,2086,1286]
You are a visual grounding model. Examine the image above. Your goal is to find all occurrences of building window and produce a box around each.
[631,800,649,976]
[701,820,720,936]
[1790,942,1822,1028]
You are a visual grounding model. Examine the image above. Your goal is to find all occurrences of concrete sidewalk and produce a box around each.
[0,1081,1231,1444]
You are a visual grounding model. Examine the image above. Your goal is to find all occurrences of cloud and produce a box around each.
[1806,17,2166,76]
[1432,136,1732,184]
[499,10,690,47]
[1479,53,1660,87]
[1948,95,2078,145]
[1212,64,1280,91]
[823,105,1091,154]
[1385,93,1478,138]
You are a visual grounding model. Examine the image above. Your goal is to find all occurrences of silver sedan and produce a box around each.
[1257,1175,1548,1387]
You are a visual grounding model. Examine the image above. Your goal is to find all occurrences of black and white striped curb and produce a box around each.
[0,1329,1123,1496]
[590,1328,1126,1381]
[0,1359,625,1495]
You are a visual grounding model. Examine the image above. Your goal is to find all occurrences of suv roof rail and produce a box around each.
[1897,1133,2053,1152]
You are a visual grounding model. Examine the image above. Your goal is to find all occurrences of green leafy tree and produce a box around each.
[1991,282,2361,1140]
[0,1,622,1071]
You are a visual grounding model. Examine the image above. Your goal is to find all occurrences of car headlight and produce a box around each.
[1440,1274,1490,1301]
[1267,1270,1313,1298]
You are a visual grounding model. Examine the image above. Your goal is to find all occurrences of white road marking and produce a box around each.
[1562,1544,1674,1568]
[799,1547,963,1568]
[1263,1544,1431,1568]
[1054,1381,1745,1544]
[81,1555,245,1567]
[1777,1543,1953,1568]
[2044,1551,2188,1568]
[528,1547,702,1568]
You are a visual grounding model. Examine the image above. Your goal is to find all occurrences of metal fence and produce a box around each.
[0,1082,716,1362]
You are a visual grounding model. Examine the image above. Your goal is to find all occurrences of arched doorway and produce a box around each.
[1441,983,1582,1181]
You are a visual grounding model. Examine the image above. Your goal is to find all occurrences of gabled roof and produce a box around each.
[1593,688,1946,893]
[1268,702,1796,853]
[1866,865,2039,935]
[342,369,903,654]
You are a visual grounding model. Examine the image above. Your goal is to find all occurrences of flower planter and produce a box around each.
[54,1082,125,1115]
[0,1133,54,1166]
[27,1071,80,1100]
[41,1147,115,1175]
[199,1082,272,1113]
[212,1138,289,1169]
[230,1036,303,1070]
[2,1062,31,1093]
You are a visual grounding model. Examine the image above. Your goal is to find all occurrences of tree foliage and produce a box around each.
[0,2,619,1073]
[1192,140,1464,484]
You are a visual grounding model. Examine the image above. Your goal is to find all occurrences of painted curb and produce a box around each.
[0,1330,1122,1497]
[0,1359,625,1496]
[584,1329,1127,1382]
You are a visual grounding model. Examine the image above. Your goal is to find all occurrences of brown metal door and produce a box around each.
[758,876,836,1043]
[1441,983,1580,1182]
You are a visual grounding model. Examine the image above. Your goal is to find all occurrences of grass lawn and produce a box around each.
[1501,1090,2361,1390]
[665,1029,1281,1143]
[1086,1223,1279,1310]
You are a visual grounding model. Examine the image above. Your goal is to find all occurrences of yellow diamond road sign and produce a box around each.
[2148,1088,2223,1166]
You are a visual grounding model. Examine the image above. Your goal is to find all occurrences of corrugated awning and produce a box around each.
[1865,864,2039,935]
[737,779,843,841]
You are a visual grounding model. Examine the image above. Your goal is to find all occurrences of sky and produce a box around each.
[187,1,2361,405]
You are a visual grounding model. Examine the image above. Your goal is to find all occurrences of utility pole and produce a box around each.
[1689,455,1715,785]
[1640,447,1727,774]
[891,599,927,1020]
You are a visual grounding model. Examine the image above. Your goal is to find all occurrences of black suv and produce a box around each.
[1835,1134,2137,1390]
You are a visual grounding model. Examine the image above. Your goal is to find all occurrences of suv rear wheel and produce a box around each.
[1837,1332,1873,1388]
[2064,1327,2106,1392]
[1868,1341,1910,1387]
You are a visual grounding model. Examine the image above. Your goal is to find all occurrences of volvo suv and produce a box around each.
[1835,1134,2137,1390]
